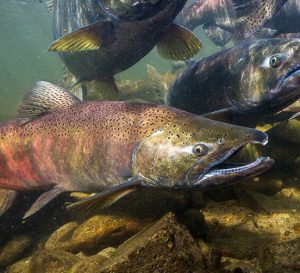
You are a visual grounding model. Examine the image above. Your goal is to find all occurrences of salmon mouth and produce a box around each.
[189,134,274,189]
[272,64,300,93]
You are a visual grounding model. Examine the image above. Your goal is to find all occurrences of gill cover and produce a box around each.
[131,129,204,188]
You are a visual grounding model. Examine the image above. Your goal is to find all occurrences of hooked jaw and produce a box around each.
[190,130,274,189]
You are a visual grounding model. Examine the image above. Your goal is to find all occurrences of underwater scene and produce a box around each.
[1,0,300,272]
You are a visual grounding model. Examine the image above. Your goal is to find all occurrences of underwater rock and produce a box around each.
[6,250,80,273]
[70,214,144,254]
[69,247,116,273]
[0,235,32,268]
[220,257,262,273]
[91,212,206,273]
[202,187,300,260]
[203,200,264,259]
[259,237,300,273]
[45,189,188,254]
[197,239,222,271]
[45,222,79,252]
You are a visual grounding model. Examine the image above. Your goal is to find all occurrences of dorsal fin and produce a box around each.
[18,81,81,124]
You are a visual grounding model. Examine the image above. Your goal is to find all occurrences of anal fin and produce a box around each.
[0,189,17,216]
[23,186,66,219]
[67,179,141,214]
[157,24,202,61]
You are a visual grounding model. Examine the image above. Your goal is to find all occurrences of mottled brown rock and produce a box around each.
[202,187,300,260]
[71,214,143,253]
[6,250,80,273]
[45,188,188,254]
[93,212,206,273]
[203,200,263,259]
[220,257,262,273]
[69,247,116,273]
[45,222,79,252]
[259,238,300,273]
[5,258,31,273]
[0,235,32,268]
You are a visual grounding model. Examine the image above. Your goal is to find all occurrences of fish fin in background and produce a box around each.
[18,81,81,124]
[0,189,17,216]
[202,24,234,47]
[156,24,202,61]
[23,186,66,219]
[85,77,119,100]
[46,0,55,12]
[251,27,278,39]
[67,179,141,214]
[289,112,300,120]
[232,0,287,39]
[48,20,116,52]
[146,64,168,94]
[202,108,236,123]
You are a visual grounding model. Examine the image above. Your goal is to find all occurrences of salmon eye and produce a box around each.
[193,144,207,156]
[270,56,281,68]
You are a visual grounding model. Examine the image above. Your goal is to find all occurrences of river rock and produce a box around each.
[6,250,80,273]
[259,237,300,273]
[69,247,116,273]
[92,212,206,273]
[203,200,264,259]
[220,257,262,273]
[0,235,32,268]
[45,188,188,254]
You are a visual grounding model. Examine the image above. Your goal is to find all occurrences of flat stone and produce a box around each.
[93,212,206,273]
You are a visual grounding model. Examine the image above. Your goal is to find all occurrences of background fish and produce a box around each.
[0,81,272,217]
[233,0,288,40]
[175,0,236,47]
[258,0,300,39]
[167,39,300,126]
[49,0,201,100]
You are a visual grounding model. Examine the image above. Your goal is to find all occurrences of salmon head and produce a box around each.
[131,112,274,189]
[227,39,300,114]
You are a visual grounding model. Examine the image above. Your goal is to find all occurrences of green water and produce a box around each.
[0,1,219,121]
[0,0,63,121]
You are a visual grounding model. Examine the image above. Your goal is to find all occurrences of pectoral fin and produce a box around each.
[23,186,66,219]
[67,179,141,214]
[0,189,17,216]
[157,24,202,61]
[48,20,115,52]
